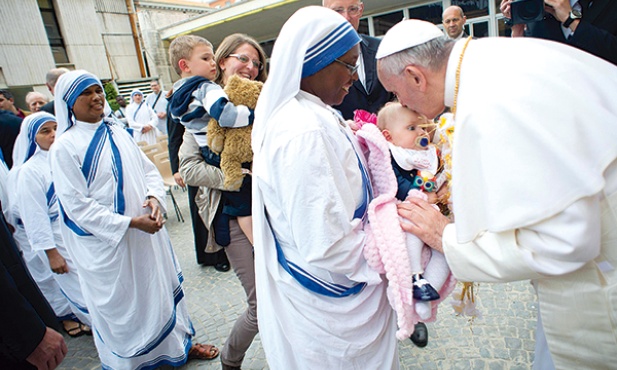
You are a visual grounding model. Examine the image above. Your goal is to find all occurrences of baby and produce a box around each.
[377,102,450,319]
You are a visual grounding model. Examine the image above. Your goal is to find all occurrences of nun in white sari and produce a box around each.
[6,113,81,330]
[49,71,218,369]
[8,112,92,330]
[252,6,398,369]
[126,89,158,145]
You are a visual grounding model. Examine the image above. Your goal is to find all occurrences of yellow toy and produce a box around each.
[207,74,263,190]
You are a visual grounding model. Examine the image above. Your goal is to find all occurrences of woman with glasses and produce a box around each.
[178,33,267,370]
[252,7,398,369]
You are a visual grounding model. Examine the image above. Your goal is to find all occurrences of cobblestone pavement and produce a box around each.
[58,187,538,370]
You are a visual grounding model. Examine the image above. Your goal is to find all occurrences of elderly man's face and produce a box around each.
[323,0,364,31]
[378,63,445,120]
[26,93,49,112]
[442,7,466,39]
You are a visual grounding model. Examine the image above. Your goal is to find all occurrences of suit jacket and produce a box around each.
[0,211,60,368]
[332,34,395,120]
[526,0,617,65]
[39,100,54,115]
[0,110,22,169]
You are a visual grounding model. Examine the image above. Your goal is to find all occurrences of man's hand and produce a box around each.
[26,327,67,370]
[500,0,526,36]
[398,197,450,253]
[45,249,68,274]
[173,172,185,188]
[544,0,572,23]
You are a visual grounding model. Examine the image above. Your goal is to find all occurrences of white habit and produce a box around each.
[252,8,398,368]
[15,149,91,326]
[50,118,193,369]
[145,91,168,135]
[126,101,158,145]
[440,37,617,368]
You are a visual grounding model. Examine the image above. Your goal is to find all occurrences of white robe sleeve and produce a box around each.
[443,195,601,282]
[16,168,56,252]
[126,105,141,130]
[271,129,375,282]
[50,142,131,248]
[145,105,159,129]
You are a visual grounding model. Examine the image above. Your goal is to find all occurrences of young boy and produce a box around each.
[377,102,450,319]
[167,35,254,244]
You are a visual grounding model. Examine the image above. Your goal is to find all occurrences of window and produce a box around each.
[469,20,489,37]
[38,0,69,64]
[452,0,489,18]
[373,10,404,36]
[497,18,513,36]
[358,19,369,35]
[408,2,444,25]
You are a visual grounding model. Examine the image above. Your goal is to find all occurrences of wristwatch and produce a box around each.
[562,9,582,28]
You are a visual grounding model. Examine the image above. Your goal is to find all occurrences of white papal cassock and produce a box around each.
[437,37,617,369]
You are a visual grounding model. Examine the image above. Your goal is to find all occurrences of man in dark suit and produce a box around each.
[40,68,69,115]
[0,109,22,169]
[0,205,67,369]
[442,5,469,40]
[501,0,617,65]
[323,0,394,120]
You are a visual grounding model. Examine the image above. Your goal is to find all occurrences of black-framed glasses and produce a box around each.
[228,53,264,71]
[333,58,359,75]
[332,5,362,16]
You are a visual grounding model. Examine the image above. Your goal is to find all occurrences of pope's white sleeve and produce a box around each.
[443,195,600,282]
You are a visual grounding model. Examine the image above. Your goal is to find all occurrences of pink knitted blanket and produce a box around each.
[356,120,457,341]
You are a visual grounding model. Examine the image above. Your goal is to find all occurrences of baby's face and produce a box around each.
[387,109,429,150]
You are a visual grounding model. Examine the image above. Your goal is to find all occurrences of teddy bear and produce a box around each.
[207,74,263,190]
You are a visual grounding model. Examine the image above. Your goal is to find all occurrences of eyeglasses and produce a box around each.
[332,5,362,17]
[333,58,359,75]
[228,54,264,71]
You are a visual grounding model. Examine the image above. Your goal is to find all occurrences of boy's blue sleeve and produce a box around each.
[200,82,254,129]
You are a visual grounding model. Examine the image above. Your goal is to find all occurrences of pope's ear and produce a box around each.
[403,65,426,92]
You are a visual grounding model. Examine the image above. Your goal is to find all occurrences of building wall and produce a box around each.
[137,7,202,89]
[0,0,56,89]
[95,0,143,81]
[0,0,145,107]
[54,0,111,79]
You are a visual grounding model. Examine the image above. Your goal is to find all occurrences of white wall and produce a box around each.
[0,0,56,88]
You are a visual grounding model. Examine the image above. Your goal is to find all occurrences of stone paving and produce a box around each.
[58,187,538,370]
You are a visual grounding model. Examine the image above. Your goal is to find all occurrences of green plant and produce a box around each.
[104,82,119,111]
